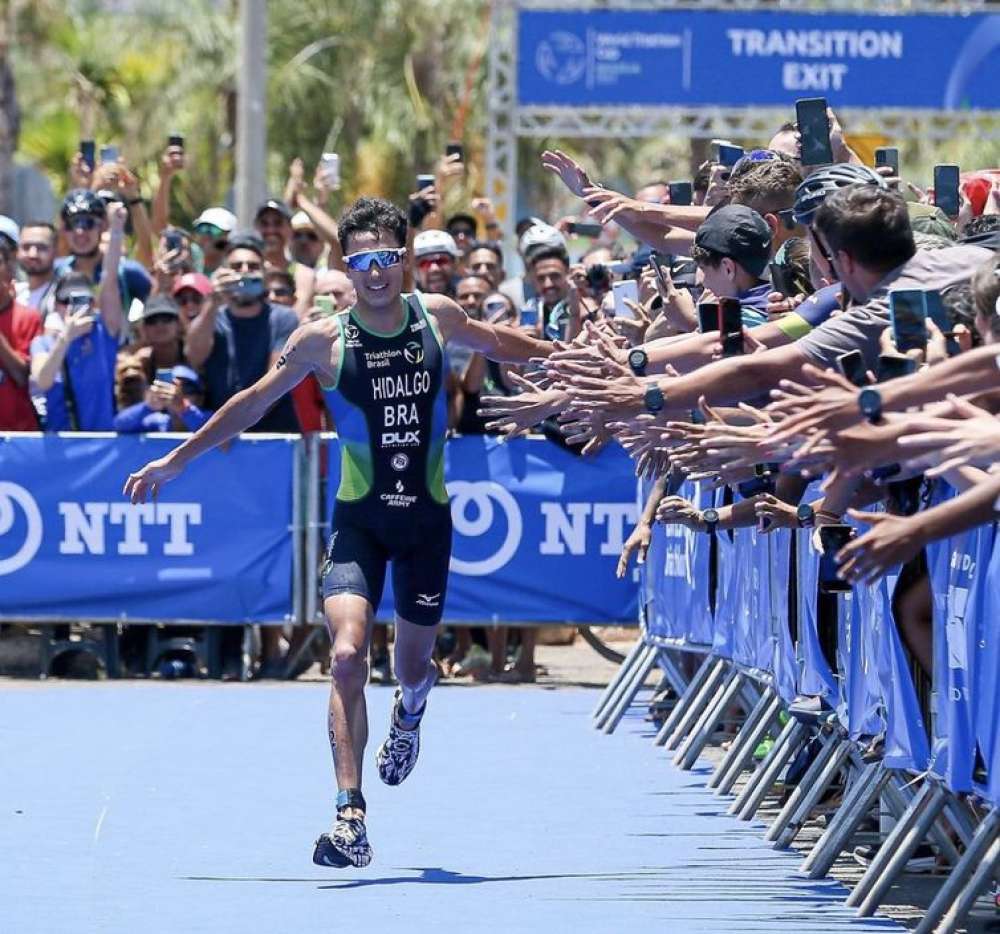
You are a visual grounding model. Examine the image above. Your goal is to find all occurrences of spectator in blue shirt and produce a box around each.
[54,189,151,314]
[29,203,130,430]
[113,361,210,433]
[691,205,774,328]
[184,232,300,432]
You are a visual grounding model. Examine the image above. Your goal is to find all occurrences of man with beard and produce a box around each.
[254,199,294,273]
[55,190,151,313]
[15,221,58,313]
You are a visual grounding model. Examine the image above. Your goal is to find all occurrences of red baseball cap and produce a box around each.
[171,272,212,298]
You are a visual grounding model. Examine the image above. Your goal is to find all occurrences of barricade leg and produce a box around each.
[801,761,892,879]
[914,808,1000,934]
[673,670,744,770]
[659,656,725,750]
[594,643,654,730]
[733,717,808,821]
[652,651,714,746]
[711,690,782,795]
[767,726,848,845]
[592,638,645,721]
[598,645,660,734]
[849,781,948,915]
[934,828,1000,934]
[654,649,690,703]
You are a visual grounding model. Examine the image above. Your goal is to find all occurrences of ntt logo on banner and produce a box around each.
[0,482,204,576]
[0,483,43,576]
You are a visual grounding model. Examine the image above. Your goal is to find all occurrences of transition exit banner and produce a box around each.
[518,9,1000,110]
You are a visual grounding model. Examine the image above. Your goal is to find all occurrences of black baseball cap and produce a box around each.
[694,205,772,278]
[254,199,292,222]
[141,296,180,320]
[224,230,266,258]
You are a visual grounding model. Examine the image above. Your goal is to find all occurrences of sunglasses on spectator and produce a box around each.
[292,230,319,242]
[269,287,294,299]
[228,259,263,272]
[344,248,405,272]
[144,313,176,326]
[417,253,454,270]
[174,290,203,306]
[194,223,224,238]
[67,216,100,232]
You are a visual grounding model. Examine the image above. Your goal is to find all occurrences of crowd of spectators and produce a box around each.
[1,110,998,684]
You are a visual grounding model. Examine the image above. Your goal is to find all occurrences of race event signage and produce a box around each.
[518,9,1000,109]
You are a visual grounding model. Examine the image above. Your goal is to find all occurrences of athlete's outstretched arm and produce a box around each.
[124,323,337,503]
[423,293,553,364]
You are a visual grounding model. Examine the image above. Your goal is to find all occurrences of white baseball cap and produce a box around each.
[518,223,565,257]
[413,229,460,259]
[0,214,20,247]
[192,207,238,233]
[290,210,315,232]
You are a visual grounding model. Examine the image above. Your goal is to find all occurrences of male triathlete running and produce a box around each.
[124,197,553,868]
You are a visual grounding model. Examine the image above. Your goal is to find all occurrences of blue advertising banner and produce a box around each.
[0,433,296,622]
[325,434,639,623]
[518,9,1000,110]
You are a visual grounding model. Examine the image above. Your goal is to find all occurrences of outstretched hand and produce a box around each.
[124,456,185,504]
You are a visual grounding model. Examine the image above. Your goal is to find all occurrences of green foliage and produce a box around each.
[11,0,489,225]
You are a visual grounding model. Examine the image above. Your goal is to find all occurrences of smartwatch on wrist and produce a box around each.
[796,503,815,528]
[858,387,883,423]
[628,348,648,377]
[701,507,720,534]
[644,383,664,414]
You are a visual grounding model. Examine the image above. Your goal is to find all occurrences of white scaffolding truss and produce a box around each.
[486,0,1000,241]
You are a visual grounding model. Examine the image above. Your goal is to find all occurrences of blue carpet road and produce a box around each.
[1,683,902,934]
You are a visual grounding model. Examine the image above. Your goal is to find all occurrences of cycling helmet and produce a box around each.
[792,164,885,227]
[61,188,107,222]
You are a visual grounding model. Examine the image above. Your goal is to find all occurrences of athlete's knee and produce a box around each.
[331,643,368,686]
[394,652,433,692]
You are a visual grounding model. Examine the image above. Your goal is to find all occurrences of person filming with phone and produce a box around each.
[183,232,300,434]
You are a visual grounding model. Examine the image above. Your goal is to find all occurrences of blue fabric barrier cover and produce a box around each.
[325,435,639,623]
[926,484,995,793]
[977,535,1000,806]
[794,528,838,703]
[0,433,295,622]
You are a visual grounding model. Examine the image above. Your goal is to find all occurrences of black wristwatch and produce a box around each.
[858,387,883,423]
[628,348,648,377]
[701,507,720,534]
[796,503,816,528]
[126,197,144,207]
[644,383,664,414]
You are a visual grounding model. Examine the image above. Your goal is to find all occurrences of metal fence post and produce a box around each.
[593,638,645,722]
[653,653,718,747]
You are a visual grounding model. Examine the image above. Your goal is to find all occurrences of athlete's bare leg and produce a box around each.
[393,615,439,726]
[324,594,374,798]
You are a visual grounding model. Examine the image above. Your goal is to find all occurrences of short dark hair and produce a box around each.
[0,239,13,265]
[21,220,57,238]
[338,197,407,254]
[728,161,803,216]
[465,239,503,263]
[971,255,1000,336]
[940,283,980,347]
[266,269,295,289]
[527,245,569,269]
[963,214,1000,238]
[456,273,491,291]
[813,187,915,275]
[689,244,724,269]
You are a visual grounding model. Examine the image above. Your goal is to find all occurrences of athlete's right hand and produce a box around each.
[124,456,185,504]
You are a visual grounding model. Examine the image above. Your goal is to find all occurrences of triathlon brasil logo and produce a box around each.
[0,482,43,576]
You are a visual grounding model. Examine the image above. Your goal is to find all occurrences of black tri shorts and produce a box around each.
[320,501,452,626]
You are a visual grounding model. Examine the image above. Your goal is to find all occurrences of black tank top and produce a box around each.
[321,293,449,511]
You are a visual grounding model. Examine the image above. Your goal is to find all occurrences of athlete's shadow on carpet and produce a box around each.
[319,867,618,890]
